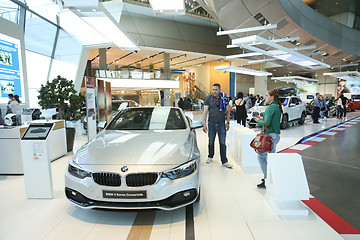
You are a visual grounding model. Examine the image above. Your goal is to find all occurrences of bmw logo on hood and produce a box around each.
[121,166,128,172]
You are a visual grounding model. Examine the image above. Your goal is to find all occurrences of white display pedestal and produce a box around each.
[21,123,54,199]
[0,126,27,174]
[228,125,261,173]
[266,153,310,216]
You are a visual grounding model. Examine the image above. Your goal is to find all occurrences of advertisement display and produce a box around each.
[105,81,112,123]
[86,77,96,140]
[296,82,318,94]
[97,79,106,122]
[0,32,24,103]
[337,78,360,97]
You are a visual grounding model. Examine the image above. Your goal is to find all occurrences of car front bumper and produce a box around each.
[65,169,199,210]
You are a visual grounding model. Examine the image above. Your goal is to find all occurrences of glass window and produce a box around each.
[0,0,19,23]
[290,98,298,105]
[279,97,289,106]
[24,10,57,57]
[259,100,267,106]
[25,0,59,24]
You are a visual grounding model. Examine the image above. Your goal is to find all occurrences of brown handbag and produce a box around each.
[250,121,274,153]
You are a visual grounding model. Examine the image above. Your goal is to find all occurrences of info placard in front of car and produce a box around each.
[103,190,147,199]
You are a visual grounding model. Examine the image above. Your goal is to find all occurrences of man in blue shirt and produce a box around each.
[312,93,321,123]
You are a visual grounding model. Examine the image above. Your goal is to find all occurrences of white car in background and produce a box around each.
[247,96,306,129]
[66,107,202,210]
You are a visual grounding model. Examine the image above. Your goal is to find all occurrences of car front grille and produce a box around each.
[126,173,159,187]
[252,112,264,117]
[93,173,121,187]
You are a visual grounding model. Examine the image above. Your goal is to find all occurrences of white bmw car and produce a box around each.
[247,96,306,129]
[65,107,202,210]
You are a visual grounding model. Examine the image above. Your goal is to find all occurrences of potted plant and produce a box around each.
[38,75,84,152]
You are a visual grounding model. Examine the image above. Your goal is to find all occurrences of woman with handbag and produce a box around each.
[253,89,282,188]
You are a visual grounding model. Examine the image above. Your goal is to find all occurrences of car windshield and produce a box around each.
[279,97,289,106]
[259,100,267,106]
[106,108,187,130]
[112,102,128,111]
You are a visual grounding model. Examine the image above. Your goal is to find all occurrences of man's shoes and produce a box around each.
[257,179,266,188]
[206,157,213,164]
[222,162,233,168]
[313,122,320,124]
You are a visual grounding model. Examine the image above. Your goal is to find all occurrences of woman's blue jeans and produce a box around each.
[208,122,228,164]
[257,133,280,179]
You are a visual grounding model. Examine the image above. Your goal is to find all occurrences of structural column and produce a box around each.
[163,53,171,106]
[99,48,107,70]
[254,76,267,97]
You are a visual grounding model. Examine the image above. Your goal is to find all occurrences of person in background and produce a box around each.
[244,94,252,112]
[178,98,185,110]
[183,97,189,110]
[320,95,327,119]
[336,94,344,119]
[198,98,204,110]
[202,83,233,169]
[260,96,264,101]
[250,94,256,107]
[341,94,349,118]
[312,93,321,123]
[234,92,247,127]
[228,97,234,119]
[253,89,282,188]
[6,94,14,114]
[255,95,261,106]
[9,95,23,115]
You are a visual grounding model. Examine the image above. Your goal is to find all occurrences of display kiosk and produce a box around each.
[0,119,66,174]
[21,123,54,199]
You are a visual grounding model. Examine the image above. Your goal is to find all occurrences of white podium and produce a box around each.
[266,153,310,216]
[228,125,261,173]
[21,123,54,199]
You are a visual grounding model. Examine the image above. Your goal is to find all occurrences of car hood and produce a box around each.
[249,106,267,113]
[74,130,193,166]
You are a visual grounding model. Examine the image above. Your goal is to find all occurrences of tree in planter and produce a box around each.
[38,75,84,121]
[38,75,84,152]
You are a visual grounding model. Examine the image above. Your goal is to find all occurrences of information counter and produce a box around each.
[0,120,67,174]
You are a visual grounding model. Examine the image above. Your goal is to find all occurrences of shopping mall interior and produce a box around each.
[0,0,360,239]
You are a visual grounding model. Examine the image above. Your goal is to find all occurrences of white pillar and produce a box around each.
[254,76,267,97]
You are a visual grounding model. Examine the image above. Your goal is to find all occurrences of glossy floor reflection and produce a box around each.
[0,111,359,240]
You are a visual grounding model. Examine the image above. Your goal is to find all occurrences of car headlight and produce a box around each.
[162,160,197,180]
[68,162,91,179]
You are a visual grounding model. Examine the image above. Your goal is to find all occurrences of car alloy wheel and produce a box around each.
[281,115,288,129]
[299,112,305,125]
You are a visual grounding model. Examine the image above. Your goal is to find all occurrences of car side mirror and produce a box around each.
[289,103,296,107]
[98,121,107,130]
[190,121,203,130]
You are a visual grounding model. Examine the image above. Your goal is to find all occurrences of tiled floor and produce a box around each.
[0,112,359,240]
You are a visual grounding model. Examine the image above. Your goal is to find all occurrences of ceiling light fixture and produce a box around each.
[227,37,300,48]
[271,76,318,84]
[230,35,330,69]
[149,0,185,15]
[323,71,360,80]
[217,24,278,36]
[214,65,272,76]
